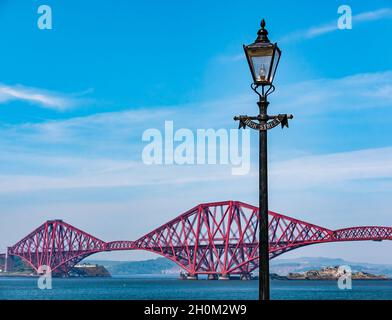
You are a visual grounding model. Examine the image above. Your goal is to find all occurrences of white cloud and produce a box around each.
[0,71,391,194]
[281,8,392,42]
[219,7,392,62]
[355,7,392,23]
[0,153,237,193]
[0,104,248,192]
[0,84,85,111]
[275,71,392,114]
[270,147,392,191]
[3,70,390,149]
[0,144,390,194]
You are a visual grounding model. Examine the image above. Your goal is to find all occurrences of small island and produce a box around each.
[69,263,111,277]
[0,255,111,277]
[271,266,389,280]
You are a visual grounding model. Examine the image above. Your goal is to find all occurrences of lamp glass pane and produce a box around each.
[251,55,272,83]
[246,46,274,84]
[269,48,280,83]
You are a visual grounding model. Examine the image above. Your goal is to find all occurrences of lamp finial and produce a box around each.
[256,19,270,43]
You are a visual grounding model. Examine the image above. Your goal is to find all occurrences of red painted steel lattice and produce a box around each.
[8,220,106,274]
[7,201,392,276]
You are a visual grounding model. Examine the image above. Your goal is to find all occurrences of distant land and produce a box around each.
[3,256,392,278]
[86,256,392,277]
[271,266,388,280]
[86,257,179,275]
[270,257,392,277]
[70,263,111,277]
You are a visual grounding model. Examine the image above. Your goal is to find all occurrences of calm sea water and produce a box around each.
[1,275,392,300]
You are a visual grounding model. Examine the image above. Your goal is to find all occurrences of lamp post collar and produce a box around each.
[255,19,270,43]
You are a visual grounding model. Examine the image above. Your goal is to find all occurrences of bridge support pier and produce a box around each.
[180,273,198,280]
[0,253,5,273]
[5,249,12,273]
[240,273,252,281]
[219,274,230,280]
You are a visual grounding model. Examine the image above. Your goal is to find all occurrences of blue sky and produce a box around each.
[1,0,392,263]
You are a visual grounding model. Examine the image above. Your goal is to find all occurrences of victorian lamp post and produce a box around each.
[234,19,293,300]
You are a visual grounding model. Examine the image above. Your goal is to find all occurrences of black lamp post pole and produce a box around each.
[235,95,292,300]
[236,19,292,301]
[258,96,270,300]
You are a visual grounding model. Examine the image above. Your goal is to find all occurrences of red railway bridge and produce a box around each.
[5,201,392,278]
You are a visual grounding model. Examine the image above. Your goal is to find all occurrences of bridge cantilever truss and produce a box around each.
[6,201,392,276]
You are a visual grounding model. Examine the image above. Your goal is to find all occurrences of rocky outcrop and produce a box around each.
[70,264,111,277]
[286,266,388,280]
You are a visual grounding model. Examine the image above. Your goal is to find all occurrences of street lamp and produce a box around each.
[234,19,293,301]
[243,19,281,86]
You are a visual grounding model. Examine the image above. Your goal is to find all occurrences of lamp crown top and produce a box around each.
[256,18,270,43]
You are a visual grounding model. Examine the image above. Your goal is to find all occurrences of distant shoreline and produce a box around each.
[271,276,390,281]
[3,256,392,280]
[0,273,37,278]
[1,274,391,281]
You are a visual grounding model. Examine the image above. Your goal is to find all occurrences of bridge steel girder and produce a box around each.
[7,201,392,276]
